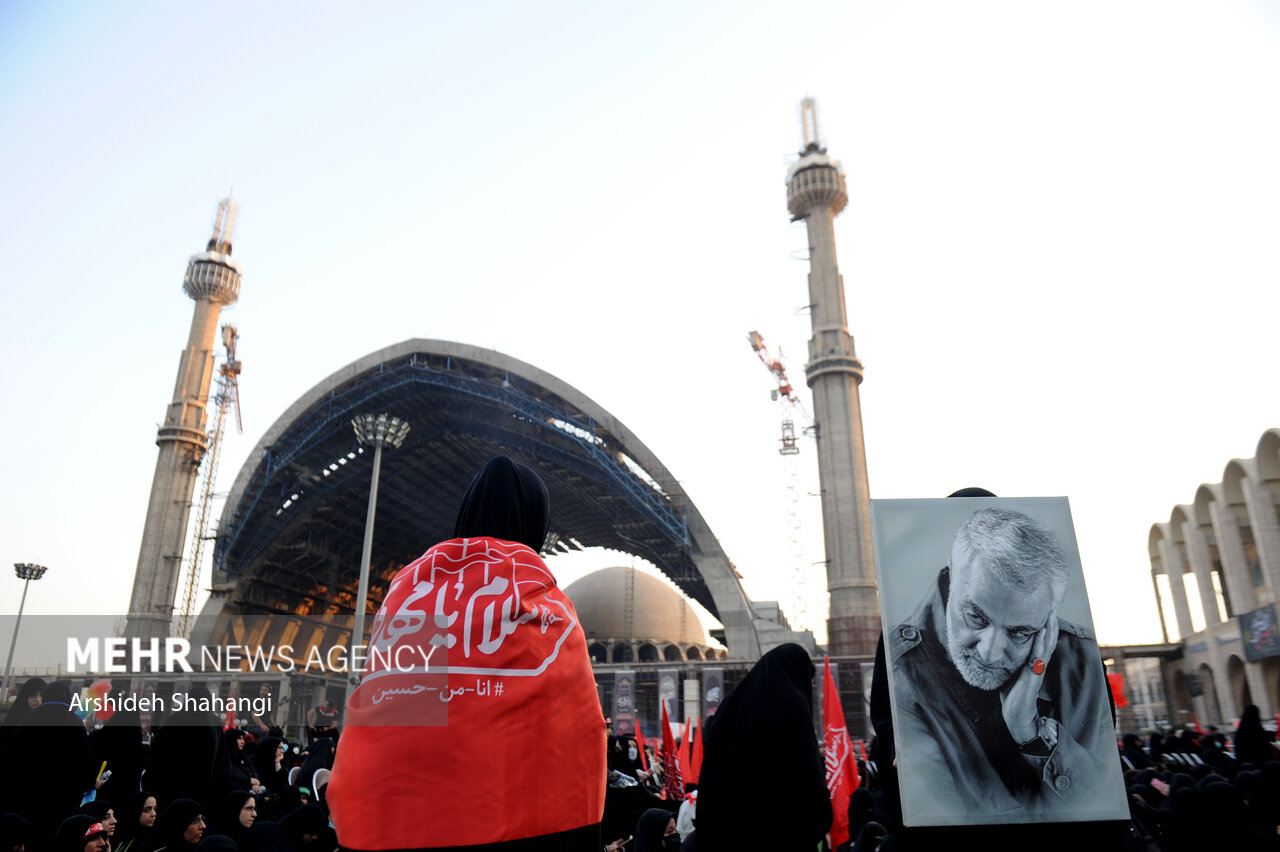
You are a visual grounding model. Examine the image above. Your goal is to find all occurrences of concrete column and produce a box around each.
[1242,477,1280,606]
[1209,645,1238,722]
[1158,538,1195,639]
[802,203,877,657]
[1151,571,1172,644]
[682,677,700,729]
[1208,500,1257,615]
[787,128,878,658]
[1182,521,1223,627]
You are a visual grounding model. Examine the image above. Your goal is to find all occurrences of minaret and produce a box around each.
[785,99,878,657]
[125,199,243,640]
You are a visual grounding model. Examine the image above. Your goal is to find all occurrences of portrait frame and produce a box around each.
[871,496,1128,827]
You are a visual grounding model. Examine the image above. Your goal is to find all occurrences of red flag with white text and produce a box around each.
[822,657,858,849]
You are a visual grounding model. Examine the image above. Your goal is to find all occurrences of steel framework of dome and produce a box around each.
[200,339,762,658]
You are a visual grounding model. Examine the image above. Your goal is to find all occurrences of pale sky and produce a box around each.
[2,1,1279,651]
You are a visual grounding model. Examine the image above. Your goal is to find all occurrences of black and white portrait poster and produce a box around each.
[871,496,1128,826]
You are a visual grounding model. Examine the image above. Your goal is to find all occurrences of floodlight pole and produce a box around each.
[343,414,410,712]
[2,563,49,701]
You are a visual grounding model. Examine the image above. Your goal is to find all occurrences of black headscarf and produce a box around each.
[141,799,204,852]
[77,801,113,828]
[453,456,550,552]
[696,643,831,852]
[215,791,254,846]
[634,808,675,852]
[296,738,335,801]
[114,792,157,852]
[1,677,46,731]
[251,738,287,794]
[0,813,31,852]
[214,728,255,799]
[51,815,105,852]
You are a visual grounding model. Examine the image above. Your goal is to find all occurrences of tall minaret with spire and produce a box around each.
[126,199,243,640]
[785,99,878,657]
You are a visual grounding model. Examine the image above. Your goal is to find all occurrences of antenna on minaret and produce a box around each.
[207,198,238,254]
[800,97,822,151]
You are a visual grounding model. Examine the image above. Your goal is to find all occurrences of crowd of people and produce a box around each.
[1,458,1277,852]
[0,676,335,852]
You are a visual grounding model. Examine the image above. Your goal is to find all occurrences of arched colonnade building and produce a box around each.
[1148,428,1280,725]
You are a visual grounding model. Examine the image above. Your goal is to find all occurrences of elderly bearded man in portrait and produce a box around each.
[889,507,1121,822]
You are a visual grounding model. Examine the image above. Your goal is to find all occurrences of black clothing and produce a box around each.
[148,689,221,814]
[90,708,149,807]
[51,815,103,852]
[453,456,550,552]
[141,798,204,852]
[296,739,335,800]
[0,677,46,759]
[251,739,287,796]
[0,813,32,852]
[4,682,96,852]
[1236,705,1275,768]
[633,809,674,852]
[114,792,157,852]
[215,730,257,799]
[215,791,254,847]
[696,643,831,852]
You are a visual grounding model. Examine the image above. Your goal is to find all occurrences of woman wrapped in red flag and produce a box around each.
[328,456,607,851]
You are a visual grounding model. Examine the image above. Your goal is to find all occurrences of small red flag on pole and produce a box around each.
[1192,713,1204,735]
[688,719,703,784]
[661,701,683,800]
[678,717,692,780]
[224,693,237,730]
[635,723,650,771]
[822,657,859,849]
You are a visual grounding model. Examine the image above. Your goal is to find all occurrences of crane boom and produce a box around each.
[177,325,242,638]
[746,329,811,629]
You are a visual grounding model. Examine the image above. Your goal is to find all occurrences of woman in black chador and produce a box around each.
[695,643,831,852]
[0,677,46,758]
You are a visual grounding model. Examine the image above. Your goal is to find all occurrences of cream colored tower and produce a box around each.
[125,200,242,640]
[786,101,878,656]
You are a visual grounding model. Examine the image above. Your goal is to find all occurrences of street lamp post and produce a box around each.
[343,413,410,709]
[1,563,49,701]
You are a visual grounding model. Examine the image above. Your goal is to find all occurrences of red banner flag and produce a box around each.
[635,723,650,771]
[1106,672,1128,708]
[675,711,696,777]
[632,721,650,772]
[1192,713,1204,735]
[822,657,858,849]
[224,692,237,730]
[687,719,703,784]
[661,701,683,800]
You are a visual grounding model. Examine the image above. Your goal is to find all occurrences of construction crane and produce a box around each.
[746,330,812,630]
[177,324,243,638]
